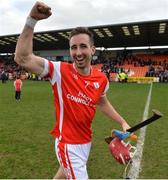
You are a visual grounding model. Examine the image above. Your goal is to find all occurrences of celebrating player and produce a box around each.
[14,1,131,179]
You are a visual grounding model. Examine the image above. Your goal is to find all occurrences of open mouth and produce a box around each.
[75,58,85,63]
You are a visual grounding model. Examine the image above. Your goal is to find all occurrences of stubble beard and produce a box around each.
[75,60,91,75]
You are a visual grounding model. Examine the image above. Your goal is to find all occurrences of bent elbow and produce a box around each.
[14,53,20,65]
[14,54,24,66]
[14,53,29,67]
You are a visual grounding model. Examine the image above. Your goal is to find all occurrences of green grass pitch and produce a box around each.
[0,81,168,178]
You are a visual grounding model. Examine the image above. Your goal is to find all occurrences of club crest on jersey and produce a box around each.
[84,81,90,88]
[93,82,100,89]
[71,72,78,80]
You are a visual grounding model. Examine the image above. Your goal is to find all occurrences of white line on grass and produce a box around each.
[128,82,153,179]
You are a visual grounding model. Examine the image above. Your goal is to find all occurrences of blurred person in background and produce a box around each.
[14,76,22,101]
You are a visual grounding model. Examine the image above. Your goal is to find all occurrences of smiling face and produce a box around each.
[69,33,96,75]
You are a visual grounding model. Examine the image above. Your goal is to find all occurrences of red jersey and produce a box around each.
[42,60,109,144]
[14,79,22,91]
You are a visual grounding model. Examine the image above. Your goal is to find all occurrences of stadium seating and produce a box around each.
[92,64,103,71]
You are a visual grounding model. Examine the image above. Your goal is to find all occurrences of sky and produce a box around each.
[0,0,168,36]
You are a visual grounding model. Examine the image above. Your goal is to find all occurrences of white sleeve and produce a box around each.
[39,58,49,78]
[50,61,61,85]
[39,59,61,86]
[101,81,109,97]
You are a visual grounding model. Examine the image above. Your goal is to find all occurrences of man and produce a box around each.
[15,1,131,179]
[1,71,7,83]
[14,76,23,101]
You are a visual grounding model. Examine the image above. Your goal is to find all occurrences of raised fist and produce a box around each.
[29,1,52,20]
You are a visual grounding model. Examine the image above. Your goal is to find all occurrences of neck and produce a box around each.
[75,65,91,76]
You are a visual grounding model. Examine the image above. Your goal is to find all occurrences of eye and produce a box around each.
[70,45,77,50]
[80,44,87,49]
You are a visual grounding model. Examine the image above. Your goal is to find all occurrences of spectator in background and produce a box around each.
[1,71,7,83]
[14,76,23,101]
[117,71,127,83]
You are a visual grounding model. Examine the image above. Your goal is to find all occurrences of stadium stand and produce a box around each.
[1,52,168,83]
[100,53,168,83]
[1,19,168,83]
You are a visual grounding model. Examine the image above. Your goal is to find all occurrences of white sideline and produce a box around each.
[128,82,153,179]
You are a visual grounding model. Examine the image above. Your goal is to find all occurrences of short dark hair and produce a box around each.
[69,27,94,45]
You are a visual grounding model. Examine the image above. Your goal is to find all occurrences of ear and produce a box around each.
[91,45,96,55]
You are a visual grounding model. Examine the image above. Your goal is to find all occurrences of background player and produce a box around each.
[14,76,23,101]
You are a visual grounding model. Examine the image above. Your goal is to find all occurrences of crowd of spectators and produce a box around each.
[0,55,39,82]
[1,55,21,80]
[145,63,168,83]
[99,53,168,83]
[1,52,168,83]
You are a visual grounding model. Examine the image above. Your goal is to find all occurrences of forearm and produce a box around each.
[98,95,130,131]
[15,24,34,66]
[14,1,52,74]
[15,1,51,65]
[99,100,126,125]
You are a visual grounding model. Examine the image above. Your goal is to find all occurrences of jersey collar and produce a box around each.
[72,63,93,76]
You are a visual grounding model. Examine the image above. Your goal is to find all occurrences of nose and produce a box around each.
[76,47,82,56]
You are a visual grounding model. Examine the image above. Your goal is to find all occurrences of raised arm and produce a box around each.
[14,1,52,75]
[97,95,130,132]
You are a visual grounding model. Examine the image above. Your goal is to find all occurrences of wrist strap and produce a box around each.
[26,16,37,29]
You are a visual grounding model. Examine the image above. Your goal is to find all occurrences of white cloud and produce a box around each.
[0,0,168,35]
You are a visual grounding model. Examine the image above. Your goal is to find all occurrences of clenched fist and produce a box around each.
[29,1,52,20]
